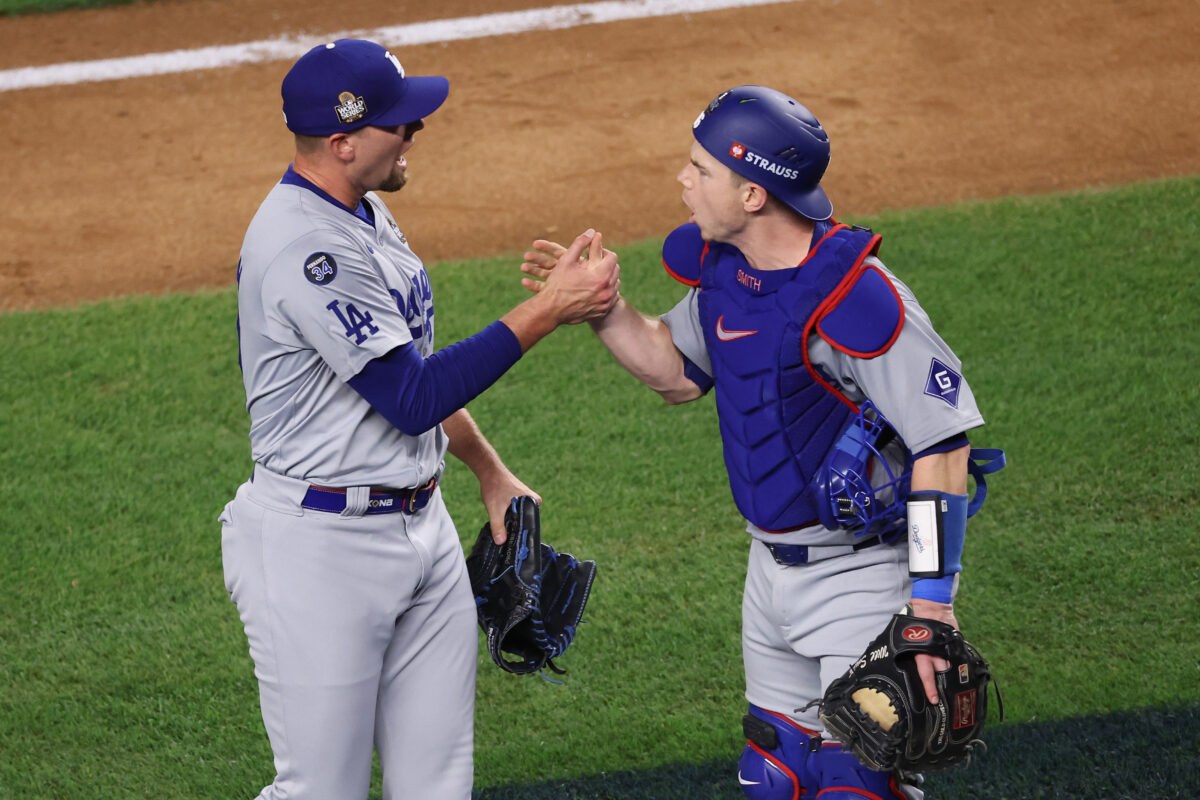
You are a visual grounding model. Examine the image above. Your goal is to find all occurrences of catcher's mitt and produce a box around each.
[813,613,1001,773]
[465,495,596,675]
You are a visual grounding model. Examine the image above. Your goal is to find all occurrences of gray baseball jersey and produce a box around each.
[237,175,443,487]
[222,170,475,800]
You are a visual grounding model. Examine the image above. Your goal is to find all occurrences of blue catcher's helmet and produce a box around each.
[814,401,912,536]
[692,85,833,221]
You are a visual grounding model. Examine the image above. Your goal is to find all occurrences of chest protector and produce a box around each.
[665,222,894,531]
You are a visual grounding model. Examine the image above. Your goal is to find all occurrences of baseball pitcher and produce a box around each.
[219,38,617,800]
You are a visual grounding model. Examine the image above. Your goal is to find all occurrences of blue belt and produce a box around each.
[301,474,439,516]
[764,532,898,566]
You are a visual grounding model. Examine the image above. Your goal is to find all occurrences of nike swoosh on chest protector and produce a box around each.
[715,315,758,341]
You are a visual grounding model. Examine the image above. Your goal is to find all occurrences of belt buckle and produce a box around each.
[401,483,423,513]
[767,543,809,566]
[401,473,438,513]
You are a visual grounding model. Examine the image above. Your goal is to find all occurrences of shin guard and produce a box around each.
[738,705,819,800]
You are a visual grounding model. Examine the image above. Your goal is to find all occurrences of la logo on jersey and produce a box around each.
[327,299,379,345]
[924,358,962,407]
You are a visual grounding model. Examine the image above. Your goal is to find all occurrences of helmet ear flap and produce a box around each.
[814,401,911,534]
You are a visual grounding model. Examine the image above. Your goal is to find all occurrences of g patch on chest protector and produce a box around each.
[304,252,338,286]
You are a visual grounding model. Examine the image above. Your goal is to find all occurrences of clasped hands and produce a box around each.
[520,229,620,325]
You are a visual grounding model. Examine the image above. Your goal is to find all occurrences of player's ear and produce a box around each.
[328,132,355,163]
[743,182,769,213]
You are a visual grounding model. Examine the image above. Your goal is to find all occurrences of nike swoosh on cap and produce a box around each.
[716,315,758,342]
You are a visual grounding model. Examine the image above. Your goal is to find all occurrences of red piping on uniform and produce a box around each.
[799,221,849,266]
[661,240,709,287]
[800,232,884,412]
[759,520,820,534]
[747,741,804,800]
[662,258,700,286]
[815,264,906,358]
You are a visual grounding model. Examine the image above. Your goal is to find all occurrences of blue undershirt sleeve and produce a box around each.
[681,352,714,394]
[913,432,970,459]
[347,320,522,435]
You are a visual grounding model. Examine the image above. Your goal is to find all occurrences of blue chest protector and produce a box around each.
[663,222,901,532]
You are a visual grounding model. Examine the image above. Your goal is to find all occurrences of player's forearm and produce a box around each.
[910,446,970,494]
[908,445,971,604]
[588,297,702,404]
[444,408,505,480]
[499,292,563,353]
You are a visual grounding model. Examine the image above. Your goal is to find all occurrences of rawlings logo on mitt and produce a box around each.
[814,613,1002,773]
[465,495,596,676]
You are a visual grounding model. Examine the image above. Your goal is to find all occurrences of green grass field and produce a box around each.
[2,177,1198,799]
[0,0,130,15]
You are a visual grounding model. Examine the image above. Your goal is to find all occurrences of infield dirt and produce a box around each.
[1,0,1196,310]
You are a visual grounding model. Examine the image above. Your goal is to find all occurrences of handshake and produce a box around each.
[519,228,621,326]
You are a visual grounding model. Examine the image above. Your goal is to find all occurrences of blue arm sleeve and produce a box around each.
[347,321,522,435]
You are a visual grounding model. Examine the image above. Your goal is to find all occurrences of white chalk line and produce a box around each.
[0,0,796,92]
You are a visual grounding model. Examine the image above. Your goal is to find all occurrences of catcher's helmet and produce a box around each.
[813,401,912,536]
[692,85,833,221]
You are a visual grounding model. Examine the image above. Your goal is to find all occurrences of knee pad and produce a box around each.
[737,705,819,800]
[810,744,914,800]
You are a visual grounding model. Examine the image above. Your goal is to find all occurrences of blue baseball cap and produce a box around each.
[281,39,449,136]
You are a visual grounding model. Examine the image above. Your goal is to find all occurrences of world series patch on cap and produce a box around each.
[281,39,449,136]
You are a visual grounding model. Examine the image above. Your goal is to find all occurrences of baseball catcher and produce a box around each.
[521,84,1007,799]
[466,495,596,675]
[812,612,1002,773]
